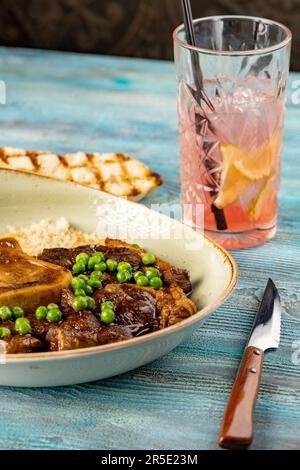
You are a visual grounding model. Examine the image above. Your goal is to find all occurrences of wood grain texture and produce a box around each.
[0,47,300,450]
[219,347,264,450]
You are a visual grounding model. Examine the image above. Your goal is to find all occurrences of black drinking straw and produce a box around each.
[180,0,214,111]
[180,0,227,231]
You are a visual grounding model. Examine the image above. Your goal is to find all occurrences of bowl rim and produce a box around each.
[0,168,238,362]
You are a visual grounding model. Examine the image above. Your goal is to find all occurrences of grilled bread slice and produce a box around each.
[0,147,163,201]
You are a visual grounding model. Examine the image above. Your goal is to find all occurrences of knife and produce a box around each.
[218,278,281,450]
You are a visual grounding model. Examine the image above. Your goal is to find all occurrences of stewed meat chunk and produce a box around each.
[1,236,197,354]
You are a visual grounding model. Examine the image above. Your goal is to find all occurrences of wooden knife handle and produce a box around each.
[218,346,264,450]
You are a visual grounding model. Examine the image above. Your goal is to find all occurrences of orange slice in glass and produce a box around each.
[233,132,279,180]
[248,175,276,221]
[214,162,249,209]
[214,132,279,209]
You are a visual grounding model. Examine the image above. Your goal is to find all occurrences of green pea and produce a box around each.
[149,277,163,289]
[136,275,149,287]
[101,301,114,311]
[86,297,96,310]
[35,306,48,320]
[12,306,25,318]
[47,303,59,310]
[117,271,132,283]
[133,271,144,282]
[77,274,89,282]
[47,309,63,323]
[15,317,31,335]
[72,296,88,312]
[88,257,97,270]
[71,277,86,291]
[132,243,140,249]
[72,261,86,274]
[117,261,132,272]
[84,284,94,296]
[0,306,12,321]
[0,326,11,338]
[145,267,161,280]
[74,288,86,297]
[100,308,115,324]
[142,252,156,265]
[75,252,89,265]
[90,270,103,280]
[93,262,107,272]
[106,259,118,272]
[93,251,105,261]
[88,253,105,270]
[87,278,102,289]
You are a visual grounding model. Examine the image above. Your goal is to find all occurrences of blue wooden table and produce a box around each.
[0,47,299,450]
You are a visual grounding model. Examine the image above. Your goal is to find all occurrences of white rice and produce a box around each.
[2,217,100,256]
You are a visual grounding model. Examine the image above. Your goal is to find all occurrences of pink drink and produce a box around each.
[179,80,285,248]
[174,16,291,248]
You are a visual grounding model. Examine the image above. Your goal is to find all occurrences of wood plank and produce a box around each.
[0,47,299,450]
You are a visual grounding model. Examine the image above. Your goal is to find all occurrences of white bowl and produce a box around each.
[0,169,237,386]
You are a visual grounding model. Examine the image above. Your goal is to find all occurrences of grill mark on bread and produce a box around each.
[116,153,130,162]
[58,155,69,167]
[26,152,40,171]
[150,172,163,187]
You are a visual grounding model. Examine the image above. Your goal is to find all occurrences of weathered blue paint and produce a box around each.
[0,47,299,450]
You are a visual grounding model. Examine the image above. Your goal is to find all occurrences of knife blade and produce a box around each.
[248,278,281,351]
[218,279,281,450]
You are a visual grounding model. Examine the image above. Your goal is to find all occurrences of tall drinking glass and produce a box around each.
[174,16,291,248]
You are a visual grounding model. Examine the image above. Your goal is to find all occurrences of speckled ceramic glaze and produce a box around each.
[0,169,237,386]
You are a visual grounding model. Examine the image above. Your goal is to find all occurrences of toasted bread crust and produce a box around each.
[0,147,163,201]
